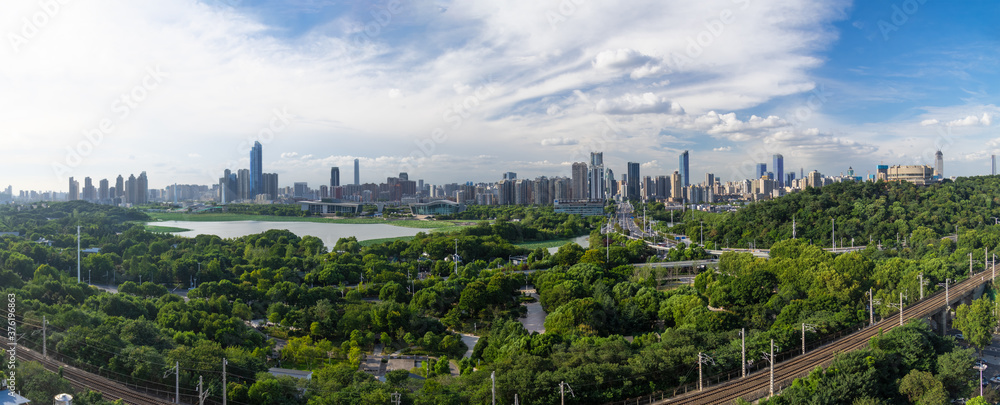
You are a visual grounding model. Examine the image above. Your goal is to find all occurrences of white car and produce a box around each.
[990,375,1000,384]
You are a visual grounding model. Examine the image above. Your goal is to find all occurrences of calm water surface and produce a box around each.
[155,220,425,249]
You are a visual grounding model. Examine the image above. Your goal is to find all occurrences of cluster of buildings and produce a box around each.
[66,172,150,206]
[2,139,962,214]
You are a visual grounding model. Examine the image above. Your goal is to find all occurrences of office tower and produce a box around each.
[250,141,262,198]
[786,173,795,186]
[503,172,517,181]
[589,152,605,200]
[671,171,683,200]
[330,167,340,187]
[115,175,124,199]
[533,176,550,205]
[626,162,640,200]
[679,150,690,187]
[98,179,109,202]
[354,159,360,185]
[571,162,588,200]
[773,154,784,188]
[934,150,943,178]
[755,163,767,179]
[68,177,79,201]
[800,168,804,179]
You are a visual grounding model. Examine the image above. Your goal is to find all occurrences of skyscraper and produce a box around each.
[626,162,640,200]
[589,152,605,200]
[571,162,588,201]
[354,159,360,185]
[755,163,767,180]
[773,154,784,188]
[679,150,690,187]
[934,150,943,178]
[115,175,124,199]
[671,170,683,201]
[250,141,262,198]
[68,177,79,201]
[330,167,340,187]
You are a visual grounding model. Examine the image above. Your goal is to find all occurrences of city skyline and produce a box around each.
[2,1,998,191]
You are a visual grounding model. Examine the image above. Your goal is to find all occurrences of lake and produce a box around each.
[154,220,425,248]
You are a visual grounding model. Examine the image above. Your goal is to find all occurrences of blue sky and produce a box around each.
[1,0,997,191]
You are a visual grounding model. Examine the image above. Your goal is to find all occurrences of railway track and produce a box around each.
[661,269,992,404]
[16,346,174,405]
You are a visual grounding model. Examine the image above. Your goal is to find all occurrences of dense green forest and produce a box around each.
[3,177,1000,405]
[660,177,1000,249]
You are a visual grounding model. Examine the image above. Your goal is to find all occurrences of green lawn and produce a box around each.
[515,237,587,250]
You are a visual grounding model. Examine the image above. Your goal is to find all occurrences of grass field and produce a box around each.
[358,236,418,247]
[514,238,587,250]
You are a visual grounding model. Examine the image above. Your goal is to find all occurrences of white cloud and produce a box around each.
[713,146,732,152]
[595,93,684,115]
[540,137,579,146]
[946,113,992,127]
[920,119,939,126]
[281,152,299,159]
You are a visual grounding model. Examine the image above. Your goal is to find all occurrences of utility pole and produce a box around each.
[970,252,973,276]
[77,226,81,283]
[801,323,816,355]
[491,371,496,405]
[559,381,574,405]
[222,358,227,405]
[697,353,715,391]
[198,375,210,405]
[792,215,796,239]
[889,292,907,326]
[740,328,746,378]
[454,239,459,275]
[391,392,401,405]
[762,340,776,398]
[42,316,46,358]
[831,218,835,250]
[919,273,924,300]
[869,288,874,326]
[939,280,951,336]
[164,362,180,404]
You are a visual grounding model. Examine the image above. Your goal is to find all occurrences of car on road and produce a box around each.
[991,375,1000,384]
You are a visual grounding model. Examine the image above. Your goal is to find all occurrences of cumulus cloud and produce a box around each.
[920,119,939,126]
[540,137,579,146]
[592,48,668,79]
[281,152,299,159]
[595,93,685,115]
[947,113,992,127]
[713,146,732,152]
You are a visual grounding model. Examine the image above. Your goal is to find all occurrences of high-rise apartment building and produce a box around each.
[68,177,79,201]
[679,150,690,187]
[98,179,109,202]
[571,162,588,200]
[626,162,640,200]
[773,154,784,188]
[671,170,683,201]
